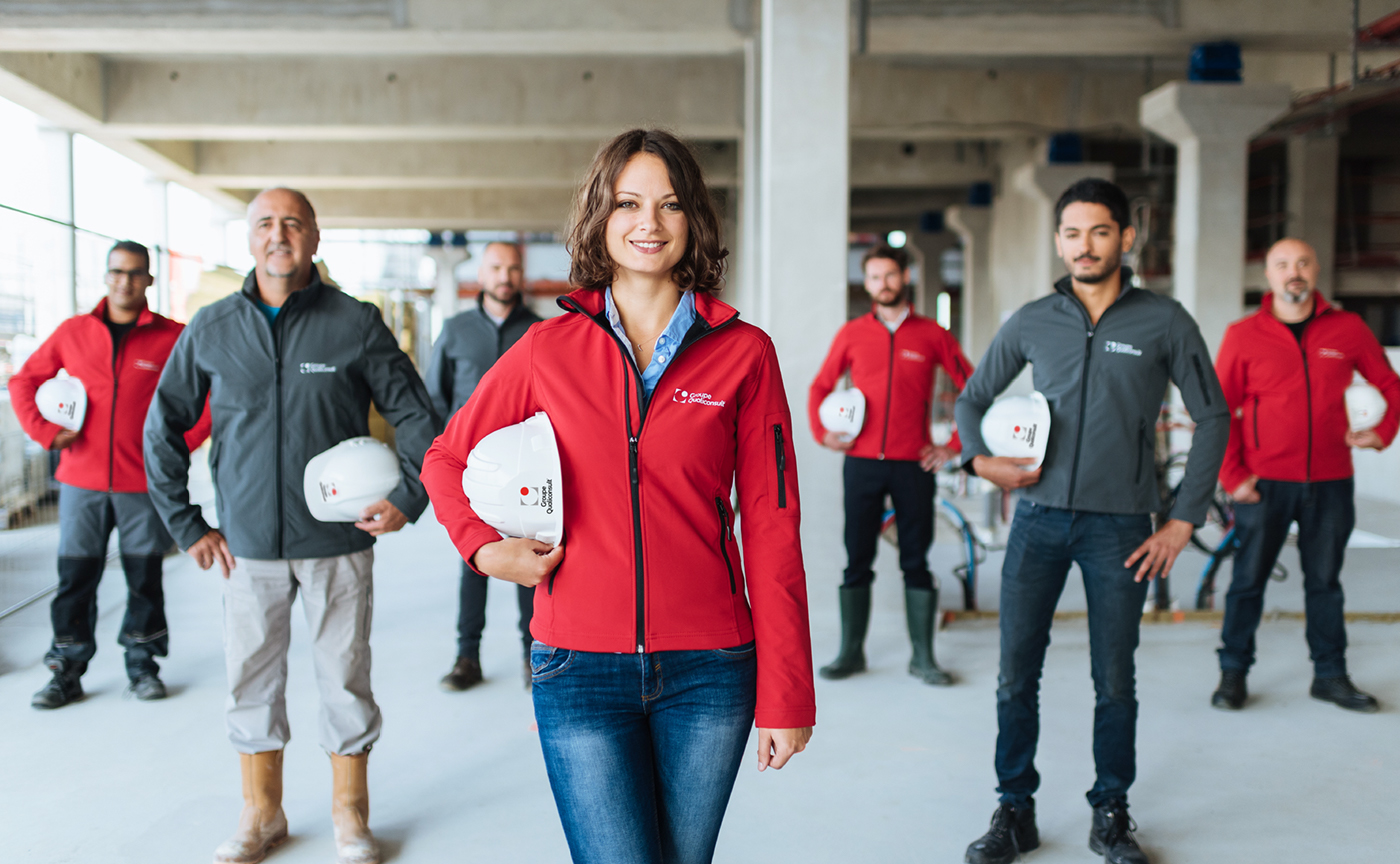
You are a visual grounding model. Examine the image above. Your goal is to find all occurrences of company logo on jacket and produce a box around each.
[134,359,161,372]
[900,349,927,363]
[519,479,555,514]
[300,362,337,374]
[672,388,726,408]
[1318,347,1345,360]
[1105,341,1142,357]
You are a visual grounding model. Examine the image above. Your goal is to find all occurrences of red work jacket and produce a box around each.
[1216,293,1400,491]
[421,289,815,730]
[808,307,974,461]
[8,299,210,493]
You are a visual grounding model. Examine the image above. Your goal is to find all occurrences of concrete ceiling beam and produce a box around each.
[100,55,744,141]
[287,187,577,231]
[849,140,994,187]
[186,139,740,190]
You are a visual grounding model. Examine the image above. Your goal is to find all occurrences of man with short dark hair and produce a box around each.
[809,244,974,687]
[1211,237,1400,713]
[427,241,542,691]
[956,178,1229,864]
[145,188,439,864]
[10,240,209,708]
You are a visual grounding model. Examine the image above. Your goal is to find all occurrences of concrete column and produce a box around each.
[1013,162,1115,292]
[1141,81,1292,355]
[1286,133,1339,298]
[945,204,993,361]
[908,229,957,322]
[425,244,467,331]
[757,0,848,555]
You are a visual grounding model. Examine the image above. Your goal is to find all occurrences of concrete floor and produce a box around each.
[1,502,1398,864]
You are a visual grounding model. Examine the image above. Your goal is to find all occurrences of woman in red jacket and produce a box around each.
[421,129,815,863]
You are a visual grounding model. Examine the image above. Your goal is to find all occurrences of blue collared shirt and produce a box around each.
[604,288,697,402]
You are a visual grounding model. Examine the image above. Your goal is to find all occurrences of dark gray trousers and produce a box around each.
[47,483,173,679]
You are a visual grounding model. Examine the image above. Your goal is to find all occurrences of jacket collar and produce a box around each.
[476,295,534,328]
[558,288,739,330]
[1052,266,1136,300]
[240,266,327,311]
[88,296,156,328]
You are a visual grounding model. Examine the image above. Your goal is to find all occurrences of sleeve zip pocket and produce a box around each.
[772,423,788,509]
[1191,354,1213,406]
[715,496,737,594]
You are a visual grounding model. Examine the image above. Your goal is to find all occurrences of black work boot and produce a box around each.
[819,585,871,680]
[31,657,84,710]
[1211,669,1247,710]
[906,587,954,686]
[440,656,483,691]
[127,672,167,701]
[965,800,1038,864]
[1090,800,1149,864]
[1310,675,1380,713]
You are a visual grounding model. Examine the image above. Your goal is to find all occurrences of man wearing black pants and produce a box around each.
[809,244,973,686]
[427,241,542,690]
[956,179,1228,864]
[1211,237,1400,713]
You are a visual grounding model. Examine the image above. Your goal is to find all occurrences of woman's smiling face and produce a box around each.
[604,153,689,283]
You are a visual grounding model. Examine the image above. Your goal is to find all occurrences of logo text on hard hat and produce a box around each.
[671,388,726,408]
[1011,423,1038,447]
[319,481,338,501]
[519,479,555,514]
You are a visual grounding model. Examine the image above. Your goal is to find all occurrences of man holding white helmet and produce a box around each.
[145,188,438,864]
[955,179,1228,864]
[9,240,209,709]
[808,244,974,687]
[424,241,542,692]
[1211,237,1400,714]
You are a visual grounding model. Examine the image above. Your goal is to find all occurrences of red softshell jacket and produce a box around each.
[8,299,211,493]
[421,289,815,729]
[808,308,974,461]
[1216,293,1400,491]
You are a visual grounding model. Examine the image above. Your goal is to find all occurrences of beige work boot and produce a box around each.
[213,750,289,864]
[330,752,380,864]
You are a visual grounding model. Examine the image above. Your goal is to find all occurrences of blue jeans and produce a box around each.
[1220,478,1353,678]
[531,641,756,864]
[995,501,1152,808]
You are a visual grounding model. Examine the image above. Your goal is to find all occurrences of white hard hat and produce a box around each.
[462,412,564,546]
[819,388,866,439]
[36,377,87,432]
[303,437,402,522]
[980,391,1051,469]
[1345,382,1387,432]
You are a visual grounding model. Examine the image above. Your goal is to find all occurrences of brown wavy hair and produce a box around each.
[566,129,728,295]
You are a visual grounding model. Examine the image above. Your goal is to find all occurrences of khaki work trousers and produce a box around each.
[222,549,381,756]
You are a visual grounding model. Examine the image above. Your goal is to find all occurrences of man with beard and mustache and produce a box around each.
[425,241,542,691]
[808,244,974,687]
[1211,237,1400,714]
[145,188,438,864]
[955,179,1228,864]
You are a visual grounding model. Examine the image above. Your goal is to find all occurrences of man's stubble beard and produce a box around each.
[1070,250,1122,285]
[875,285,908,308]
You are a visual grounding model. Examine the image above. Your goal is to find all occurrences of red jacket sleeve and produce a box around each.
[1214,324,1252,492]
[807,326,850,443]
[938,329,975,454]
[421,328,541,572]
[1352,320,1400,448]
[737,337,816,729]
[182,395,214,452]
[7,326,69,450]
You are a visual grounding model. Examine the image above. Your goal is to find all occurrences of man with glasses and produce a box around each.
[9,240,209,709]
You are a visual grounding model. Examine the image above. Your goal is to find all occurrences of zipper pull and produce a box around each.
[629,436,639,484]
[637,643,645,654]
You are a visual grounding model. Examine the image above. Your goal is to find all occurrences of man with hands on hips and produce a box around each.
[144,187,439,864]
[955,179,1228,864]
[1211,237,1400,714]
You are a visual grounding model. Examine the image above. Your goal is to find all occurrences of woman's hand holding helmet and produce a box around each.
[472,538,564,588]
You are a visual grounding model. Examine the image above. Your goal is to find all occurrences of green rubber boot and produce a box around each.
[906,587,954,686]
[819,585,871,680]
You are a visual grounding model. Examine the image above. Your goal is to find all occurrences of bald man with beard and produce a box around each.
[145,188,439,864]
[1211,237,1400,714]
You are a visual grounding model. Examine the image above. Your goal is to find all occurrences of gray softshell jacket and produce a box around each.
[425,299,541,425]
[954,271,1229,526]
[144,270,441,560]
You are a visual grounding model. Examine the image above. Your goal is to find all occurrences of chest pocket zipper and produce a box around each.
[715,497,737,594]
[773,424,788,509]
